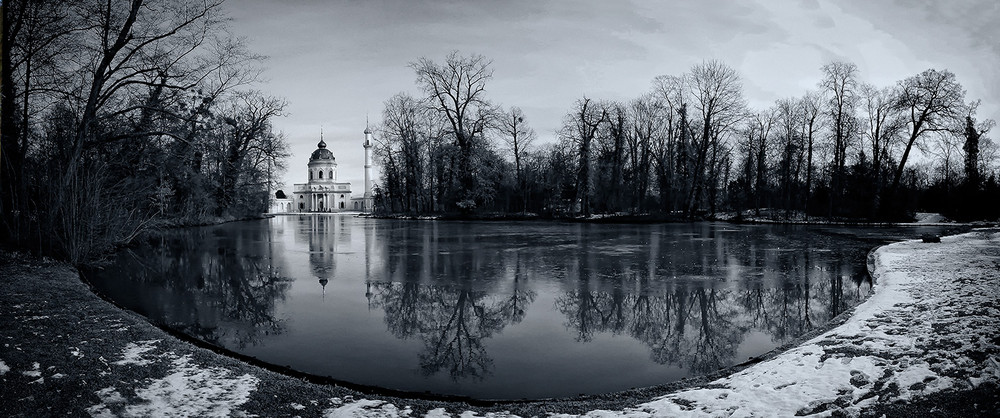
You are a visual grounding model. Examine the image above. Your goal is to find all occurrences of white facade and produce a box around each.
[270,197,293,213]
[292,137,353,212]
[269,129,374,213]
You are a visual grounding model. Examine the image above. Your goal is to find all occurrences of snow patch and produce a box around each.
[912,212,950,223]
[87,387,126,418]
[322,398,411,417]
[88,350,258,417]
[122,355,259,417]
[114,339,160,366]
[0,360,9,375]
[459,412,519,418]
[22,361,41,377]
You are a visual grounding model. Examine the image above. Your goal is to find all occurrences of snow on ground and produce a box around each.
[0,359,9,375]
[125,355,258,417]
[88,340,259,417]
[21,361,40,377]
[912,212,950,224]
[323,398,413,417]
[113,340,160,366]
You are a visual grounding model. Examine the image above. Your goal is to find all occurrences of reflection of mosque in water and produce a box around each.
[299,214,377,298]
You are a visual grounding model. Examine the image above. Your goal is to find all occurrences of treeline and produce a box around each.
[374,52,998,221]
[1,0,287,263]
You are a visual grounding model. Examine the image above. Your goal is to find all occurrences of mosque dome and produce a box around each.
[310,138,335,161]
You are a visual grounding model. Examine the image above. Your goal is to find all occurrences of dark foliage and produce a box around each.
[1,0,287,264]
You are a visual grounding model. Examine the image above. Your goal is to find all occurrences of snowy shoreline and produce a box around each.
[1,229,998,416]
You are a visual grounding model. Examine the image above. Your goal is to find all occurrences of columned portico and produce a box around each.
[292,135,353,212]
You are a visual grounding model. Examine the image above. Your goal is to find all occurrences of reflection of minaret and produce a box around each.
[363,124,374,211]
[319,277,328,299]
[364,217,375,310]
[365,282,373,310]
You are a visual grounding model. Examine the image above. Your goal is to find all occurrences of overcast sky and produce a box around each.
[225,0,1000,193]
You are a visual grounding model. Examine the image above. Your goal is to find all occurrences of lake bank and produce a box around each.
[358,210,995,229]
[83,218,887,399]
[1,229,997,416]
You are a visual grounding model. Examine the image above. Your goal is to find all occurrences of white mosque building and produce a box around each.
[270,128,374,213]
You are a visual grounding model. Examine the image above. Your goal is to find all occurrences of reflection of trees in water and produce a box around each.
[368,221,540,380]
[555,245,871,374]
[369,221,873,377]
[120,227,291,349]
[556,286,745,373]
[368,280,535,380]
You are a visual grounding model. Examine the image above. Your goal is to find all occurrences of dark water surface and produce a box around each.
[85,216,963,399]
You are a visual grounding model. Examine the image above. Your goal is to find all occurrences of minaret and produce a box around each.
[363,124,374,211]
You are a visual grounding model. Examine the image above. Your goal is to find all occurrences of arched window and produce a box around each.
[340,194,345,199]
[329,170,333,179]
[309,171,313,180]
[319,170,324,179]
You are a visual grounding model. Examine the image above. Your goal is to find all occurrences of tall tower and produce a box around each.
[363,126,374,211]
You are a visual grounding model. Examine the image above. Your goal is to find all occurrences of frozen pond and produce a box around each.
[85,215,962,399]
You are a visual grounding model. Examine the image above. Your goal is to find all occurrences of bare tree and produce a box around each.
[560,97,607,216]
[798,90,823,218]
[774,97,803,216]
[411,51,495,210]
[1,0,79,241]
[594,102,629,212]
[748,108,775,215]
[380,93,434,212]
[859,83,904,216]
[495,106,536,212]
[63,0,228,188]
[686,60,745,216]
[650,75,688,212]
[931,132,963,194]
[820,61,860,216]
[625,94,663,212]
[887,69,967,202]
[217,91,287,213]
